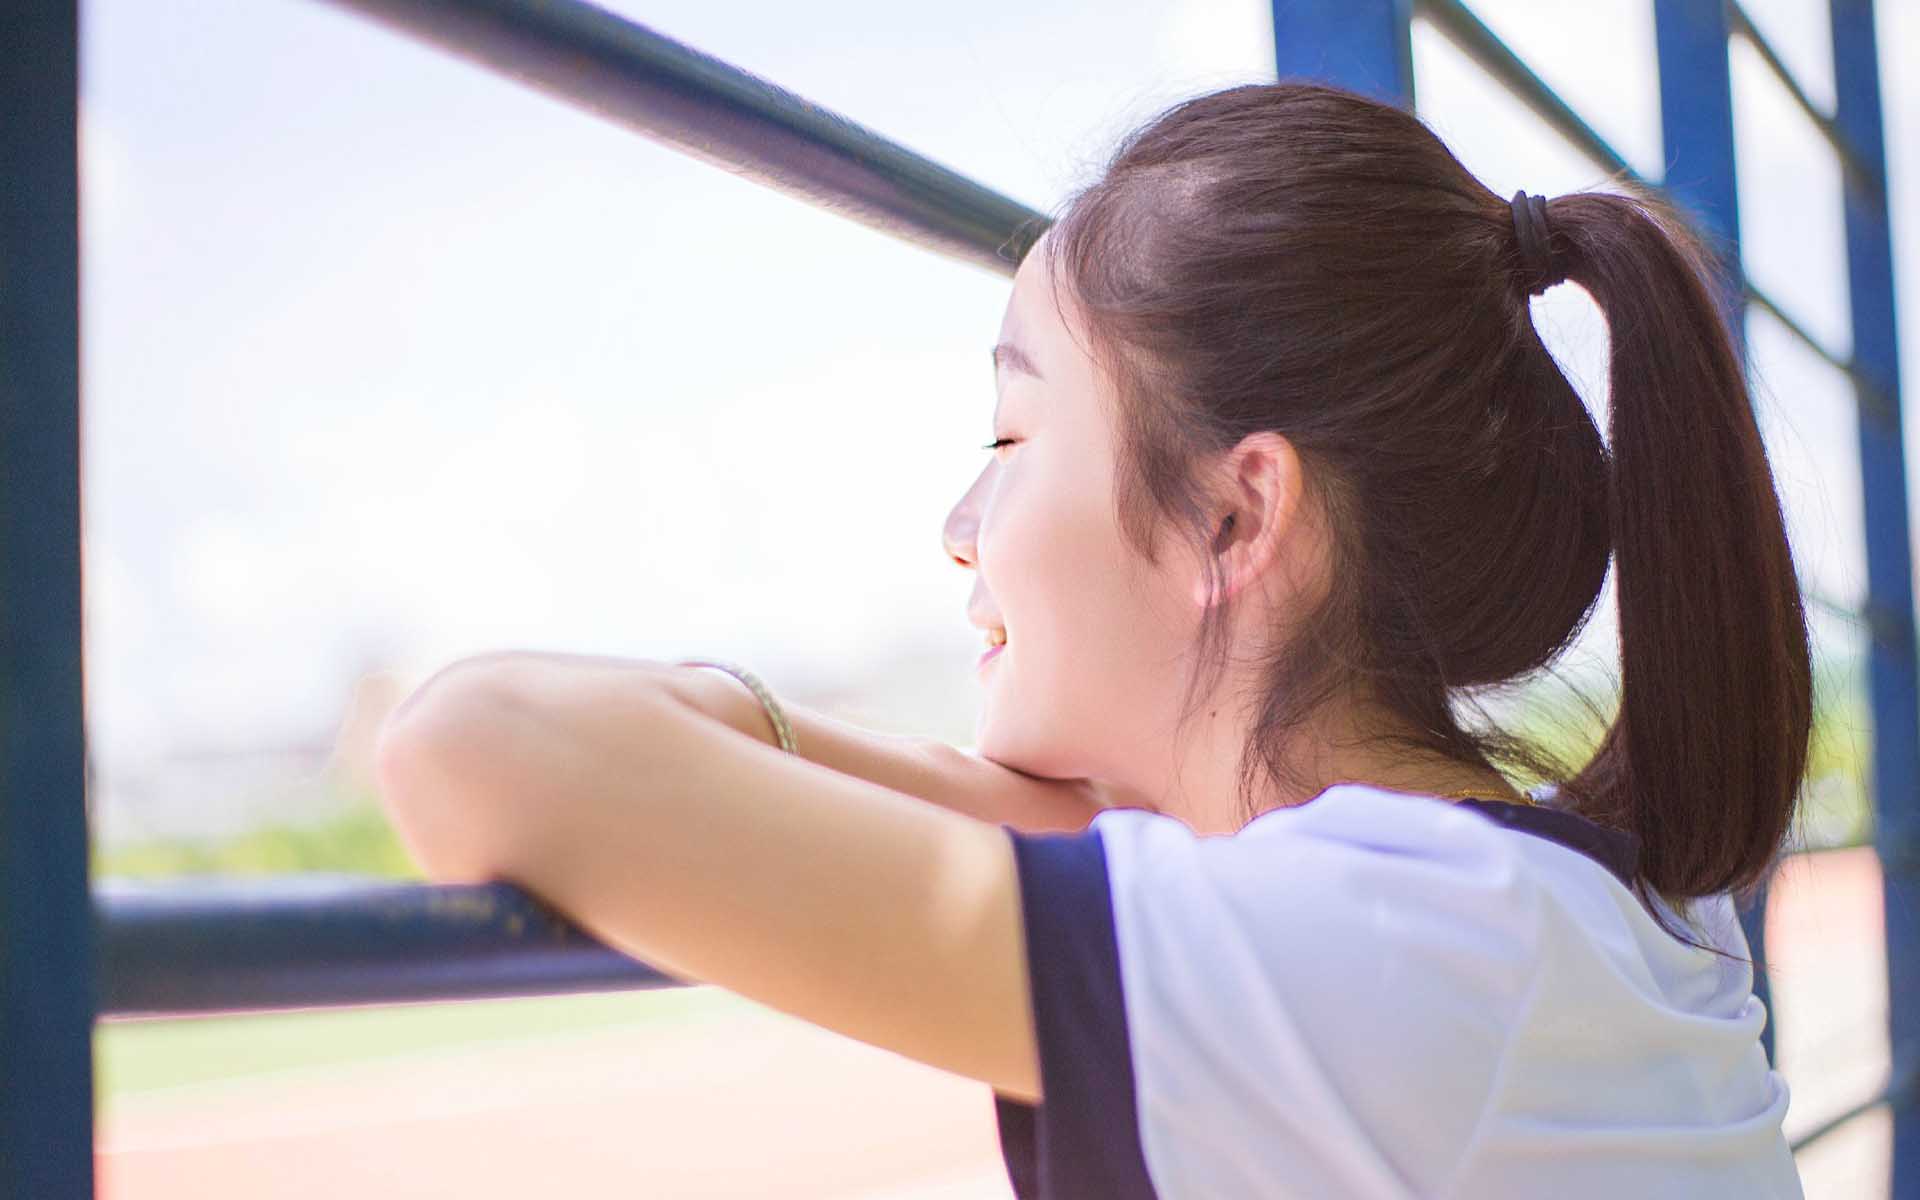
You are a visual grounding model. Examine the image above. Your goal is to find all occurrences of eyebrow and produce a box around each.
[991,341,1044,382]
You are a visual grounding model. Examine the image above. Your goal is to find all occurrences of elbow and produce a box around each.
[376,654,528,769]
[373,659,522,883]
[380,655,515,748]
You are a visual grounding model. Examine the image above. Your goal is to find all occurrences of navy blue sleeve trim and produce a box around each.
[991,823,1158,1200]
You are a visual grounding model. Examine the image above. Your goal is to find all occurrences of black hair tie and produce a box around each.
[1509,190,1566,297]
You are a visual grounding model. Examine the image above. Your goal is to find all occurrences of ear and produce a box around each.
[1189,431,1305,609]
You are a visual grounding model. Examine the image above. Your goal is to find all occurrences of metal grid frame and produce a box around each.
[2,0,1910,1193]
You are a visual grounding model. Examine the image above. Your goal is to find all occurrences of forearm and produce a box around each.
[666,664,1105,834]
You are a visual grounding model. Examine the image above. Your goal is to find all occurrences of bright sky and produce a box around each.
[76,0,1917,843]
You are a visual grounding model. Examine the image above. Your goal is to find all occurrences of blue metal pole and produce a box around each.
[1650,0,1747,350]
[1649,0,1776,1066]
[1269,0,1415,109]
[313,0,1044,277]
[1829,3,1919,1193]
[96,878,686,1017]
[0,1,95,1196]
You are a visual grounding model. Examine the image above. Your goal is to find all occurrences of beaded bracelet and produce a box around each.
[673,658,798,754]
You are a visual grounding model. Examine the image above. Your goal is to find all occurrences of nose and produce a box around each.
[942,459,996,568]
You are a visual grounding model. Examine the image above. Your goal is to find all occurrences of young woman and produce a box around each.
[376,81,1811,1198]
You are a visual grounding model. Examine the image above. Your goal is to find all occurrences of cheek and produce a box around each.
[980,471,1107,648]
[976,475,1171,757]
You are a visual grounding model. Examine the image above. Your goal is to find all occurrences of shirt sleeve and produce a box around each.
[992,795,1547,1200]
[991,818,1157,1199]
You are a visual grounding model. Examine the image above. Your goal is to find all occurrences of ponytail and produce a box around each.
[1551,185,1813,909]
[1035,81,1811,938]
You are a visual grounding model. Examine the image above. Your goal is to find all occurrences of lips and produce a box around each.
[968,605,1007,672]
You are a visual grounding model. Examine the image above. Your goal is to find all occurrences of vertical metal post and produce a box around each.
[1830,3,1919,1192]
[0,1,96,1196]
[1650,0,1775,1065]
[1650,0,1748,354]
[1269,0,1415,109]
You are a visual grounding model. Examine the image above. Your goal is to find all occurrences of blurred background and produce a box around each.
[80,0,1912,1196]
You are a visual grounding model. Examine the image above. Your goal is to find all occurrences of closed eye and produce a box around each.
[982,437,1018,452]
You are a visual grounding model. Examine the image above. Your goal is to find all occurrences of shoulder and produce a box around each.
[1095,782,1552,948]
[995,788,1783,1198]
[1116,790,1553,1193]
[1091,786,1549,1089]
[996,786,1551,1197]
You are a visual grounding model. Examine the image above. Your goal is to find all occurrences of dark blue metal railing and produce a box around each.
[325,0,1048,274]
[3,0,1910,1194]
[95,878,681,1017]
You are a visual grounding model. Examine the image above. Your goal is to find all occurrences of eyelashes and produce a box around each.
[982,437,1018,452]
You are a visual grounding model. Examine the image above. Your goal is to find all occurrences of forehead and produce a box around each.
[991,235,1116,446]
[1000,233,1054,331]
[996,234,1079,372]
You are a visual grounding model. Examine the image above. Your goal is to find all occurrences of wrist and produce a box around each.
[670,663,784,749]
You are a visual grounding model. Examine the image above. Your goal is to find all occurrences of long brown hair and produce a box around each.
[1029,80,1812,948]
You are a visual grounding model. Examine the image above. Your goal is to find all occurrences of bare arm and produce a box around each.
[659,661,1121,834]
[374,653,1050,1101]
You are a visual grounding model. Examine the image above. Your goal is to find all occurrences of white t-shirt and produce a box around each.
[991,781,1802,1199]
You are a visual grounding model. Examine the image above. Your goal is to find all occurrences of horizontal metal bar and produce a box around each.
[1412,0,1638,182]
[98,826,1904,1014]
[1425,0,1886,218]
[96,877,686,1018]
[1422,0,1913,656]
[1746,284,1899,433]
[1415,0,1894,443]
[1800,578,1865,629]
[1800,577,1913,663]
[318,0,1898,461]
[312,0,1046,279]
[1723,1,1882,204]
[1789,1054,1917,1154]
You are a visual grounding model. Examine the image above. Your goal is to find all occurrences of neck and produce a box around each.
[1142,689,1522,835]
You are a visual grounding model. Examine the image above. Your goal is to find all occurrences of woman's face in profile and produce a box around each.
[942,233,1201,791]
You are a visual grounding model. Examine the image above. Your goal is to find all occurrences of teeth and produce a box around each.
[987,627,1008,647]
